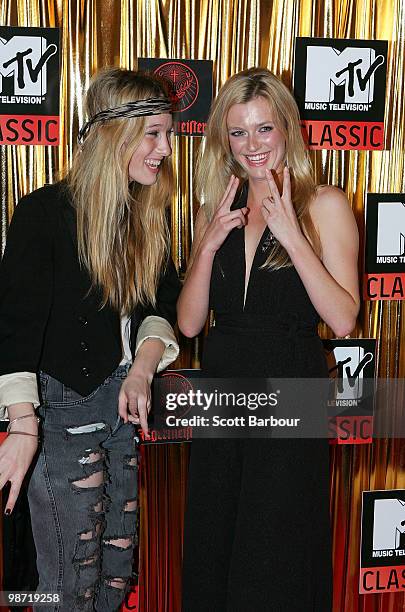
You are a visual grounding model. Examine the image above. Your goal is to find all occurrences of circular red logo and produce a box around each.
[160,371,194,418]
[154,61,199,112]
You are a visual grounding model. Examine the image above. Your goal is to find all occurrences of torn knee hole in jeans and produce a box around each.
[87,491,104,517]
[71,470,105,490]
[79,520,103,541]
[78,449,105,465]
[104,576,128,590]
[78,553,98,567]
[124,498,137,513]
[75,582,98,607]
[73,519,103,567]
[66,422,107,435]
[70,450,106,487]
[92,500,103,514]
[124,454,137,469]
[104,536,134,550]
[79,530,94,541]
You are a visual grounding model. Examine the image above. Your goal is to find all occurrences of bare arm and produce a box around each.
[289,186,359,336]
[121,256,181,436]
[177,176,247,337]
[0,401,38,514]
[177,208,213,337]
[263,170,360,337]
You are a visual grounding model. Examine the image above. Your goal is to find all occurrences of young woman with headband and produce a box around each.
[0,68,180,611]
[178,67,360,610]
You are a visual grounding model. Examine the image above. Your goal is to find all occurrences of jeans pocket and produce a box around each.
[41,372,101,408]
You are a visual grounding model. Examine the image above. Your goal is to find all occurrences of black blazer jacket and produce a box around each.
[0,182,181,395]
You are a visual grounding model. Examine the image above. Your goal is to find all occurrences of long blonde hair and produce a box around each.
[67,68,172,314]
[196,67,320,268]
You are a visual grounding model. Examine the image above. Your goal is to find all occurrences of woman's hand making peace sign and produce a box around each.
[177,175,247,338]
[261,166,303,253]
[200,175,248,254]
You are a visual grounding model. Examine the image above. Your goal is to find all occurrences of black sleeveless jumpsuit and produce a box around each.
[182,192,333,611]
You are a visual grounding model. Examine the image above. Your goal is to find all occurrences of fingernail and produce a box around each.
[5,508,11,516]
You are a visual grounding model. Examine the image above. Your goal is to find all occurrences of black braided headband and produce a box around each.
[77,97,173,144]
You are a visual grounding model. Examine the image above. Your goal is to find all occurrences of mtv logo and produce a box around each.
[306,46,384,104]
[377,201,405,257]
[0,35,57,96]
[373,498,405,551]
[331,346,374,399]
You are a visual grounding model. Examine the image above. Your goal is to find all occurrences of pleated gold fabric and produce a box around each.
[0,1,404,610]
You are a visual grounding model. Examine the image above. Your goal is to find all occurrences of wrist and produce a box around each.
[284,232,308,258]
[127,364,155,384]
[198,239,218,258]
[7,402,35,420]
[8,414,39,435]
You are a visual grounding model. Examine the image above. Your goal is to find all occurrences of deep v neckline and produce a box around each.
[242,224,269,310]
[229,181,270,310]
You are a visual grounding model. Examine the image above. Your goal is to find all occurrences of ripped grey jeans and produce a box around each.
[27,365,138,612]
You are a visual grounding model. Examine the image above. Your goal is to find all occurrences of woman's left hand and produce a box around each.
[118,371,152,438]
[261,166,304,252]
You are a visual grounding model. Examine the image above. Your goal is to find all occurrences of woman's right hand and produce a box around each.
[199,175,247,254]
[0,404,38,514]
[177,175,247,338]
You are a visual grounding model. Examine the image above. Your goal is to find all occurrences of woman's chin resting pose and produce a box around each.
[177,67,359,612]
[0,68,181,612]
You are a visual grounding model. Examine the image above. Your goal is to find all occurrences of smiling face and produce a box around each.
[227,96,286,182]
[128,113,173,185]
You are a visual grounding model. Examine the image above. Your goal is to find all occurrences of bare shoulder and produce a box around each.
[309,185,355,231]
[309,185,358,256]
[311,185,350,214]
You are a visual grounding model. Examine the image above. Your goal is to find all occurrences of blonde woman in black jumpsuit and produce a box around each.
[178,68,360,611]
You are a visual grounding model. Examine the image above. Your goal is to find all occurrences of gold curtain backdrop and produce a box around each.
[0,1,404,610]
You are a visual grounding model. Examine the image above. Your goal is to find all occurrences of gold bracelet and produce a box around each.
[7,431,40,439]
[7,413,40,433]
